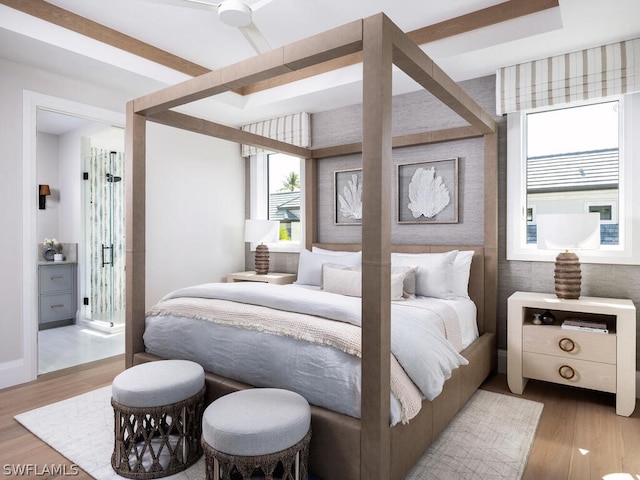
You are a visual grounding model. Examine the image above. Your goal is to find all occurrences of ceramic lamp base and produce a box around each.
[554,251,581,299]
[254,243,270,275]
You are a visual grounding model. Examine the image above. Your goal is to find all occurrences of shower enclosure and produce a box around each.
[81,148,125,331]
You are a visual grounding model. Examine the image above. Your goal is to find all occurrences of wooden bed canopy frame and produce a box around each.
[125,13,498,480]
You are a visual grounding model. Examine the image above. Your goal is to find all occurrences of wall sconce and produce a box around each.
[39,184,51,210]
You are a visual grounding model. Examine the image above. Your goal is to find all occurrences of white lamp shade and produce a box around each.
[244,219,280,243]
[537,213,601,250]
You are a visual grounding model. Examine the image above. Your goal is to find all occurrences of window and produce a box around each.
[525,100,620,246]
[250,152,303,253]
[506,93,640,264]
[267,153,301,244]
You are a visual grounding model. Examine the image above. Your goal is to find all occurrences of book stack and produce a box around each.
[561,318,608,334]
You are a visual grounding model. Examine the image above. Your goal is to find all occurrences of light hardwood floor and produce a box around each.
[0,355,125,479]
[1,359,639,479]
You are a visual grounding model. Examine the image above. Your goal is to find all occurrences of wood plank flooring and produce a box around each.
[1,360,639,479]
[0,355,125,479]
[482,374,640,480]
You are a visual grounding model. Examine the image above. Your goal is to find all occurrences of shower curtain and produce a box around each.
[85,148,125,325]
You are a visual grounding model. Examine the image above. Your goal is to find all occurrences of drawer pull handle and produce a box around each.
[51,276,65,280]
[558,365,576,380]
[558,337,576,352]
[50,304,65,309]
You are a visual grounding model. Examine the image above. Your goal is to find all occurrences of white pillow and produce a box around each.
[453,251,474,298]
[296,249,361,286]
[392,265,417,298]
[322,264,410,301]
[311,246,361,256]
[391,250,458,299]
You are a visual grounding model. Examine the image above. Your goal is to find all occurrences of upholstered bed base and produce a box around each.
[133,331,495,480]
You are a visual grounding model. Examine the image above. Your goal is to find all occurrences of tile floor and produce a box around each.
[38,324,125,374]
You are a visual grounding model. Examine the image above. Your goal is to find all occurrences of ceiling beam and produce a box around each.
[0,0,210,77]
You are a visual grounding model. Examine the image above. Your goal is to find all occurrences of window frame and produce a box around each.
[506,94,640,264]
[249,152,304,253]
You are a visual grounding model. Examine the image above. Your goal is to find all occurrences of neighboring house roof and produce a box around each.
[269,191,301,220]
[527,149,619,193]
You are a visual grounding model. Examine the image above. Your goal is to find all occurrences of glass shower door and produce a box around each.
[83,149,125,330]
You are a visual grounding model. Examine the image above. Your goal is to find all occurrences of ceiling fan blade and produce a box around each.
[238,22,271,53]
[249,0,275,11]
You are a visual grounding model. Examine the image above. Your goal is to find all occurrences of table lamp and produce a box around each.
[536,213,600,299]
[244,219,280,274]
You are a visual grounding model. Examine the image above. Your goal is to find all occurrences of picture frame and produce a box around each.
[334,168,363,225]
[397,158,458,224]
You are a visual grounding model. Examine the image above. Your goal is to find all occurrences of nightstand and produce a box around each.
[507,291,636,416]
[227,271,297,285]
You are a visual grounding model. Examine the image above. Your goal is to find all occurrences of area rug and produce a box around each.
[14,386,542,480]
[404,389,544,480]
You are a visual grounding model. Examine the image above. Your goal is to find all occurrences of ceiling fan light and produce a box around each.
[218,0,252,27]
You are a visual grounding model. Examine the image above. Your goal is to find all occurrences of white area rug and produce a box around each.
[404,389,544,480]
[15,386,542,480]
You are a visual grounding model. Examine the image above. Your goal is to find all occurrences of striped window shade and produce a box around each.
[241,112,310,157]
[497,38,640,115]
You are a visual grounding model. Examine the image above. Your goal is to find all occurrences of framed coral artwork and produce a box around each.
[397,158,458,224]
[334,168,362,225]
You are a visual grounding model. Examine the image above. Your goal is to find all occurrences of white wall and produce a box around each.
[145,122,246,307]
[36,133,60,240]
[0,57,246,388]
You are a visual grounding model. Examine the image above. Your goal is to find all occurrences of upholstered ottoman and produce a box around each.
[202,388,312,480]
[111,360,205,479]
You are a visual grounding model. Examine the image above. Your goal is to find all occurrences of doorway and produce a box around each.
[30,95,126,376]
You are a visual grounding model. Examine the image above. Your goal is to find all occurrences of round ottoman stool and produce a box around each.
[202,388,312,480]
[111,360,205,479]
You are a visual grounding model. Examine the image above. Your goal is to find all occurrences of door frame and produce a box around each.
[22,91,124,383]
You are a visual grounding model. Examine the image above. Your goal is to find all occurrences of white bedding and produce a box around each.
[144,282,478,425]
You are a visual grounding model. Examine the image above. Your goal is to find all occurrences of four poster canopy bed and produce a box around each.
[126,13,498,480]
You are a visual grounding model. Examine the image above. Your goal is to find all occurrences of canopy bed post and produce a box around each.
[125,100,147,368]
[360,13,393,480]
[483,132,498,336]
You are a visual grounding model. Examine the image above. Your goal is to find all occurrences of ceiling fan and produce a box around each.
[153,0,275,54]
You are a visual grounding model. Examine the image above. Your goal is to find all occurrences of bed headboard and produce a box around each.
[312,243,492,336]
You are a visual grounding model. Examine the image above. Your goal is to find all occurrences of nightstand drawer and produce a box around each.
[523,352,616,393]
[523,325,616,364]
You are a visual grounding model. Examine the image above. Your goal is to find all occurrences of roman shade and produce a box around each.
[241,112,310,157]
[496,37,640,115]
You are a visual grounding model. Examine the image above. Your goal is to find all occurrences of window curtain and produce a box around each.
[496,37,640,115]
[241,112,310,157]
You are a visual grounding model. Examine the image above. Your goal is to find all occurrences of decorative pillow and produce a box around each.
[321,264,362,297]
[453,251,474,298]
[295,249,361,287]
[391,250,458,299]
[392,265,417,298]
[322,264,411,300]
